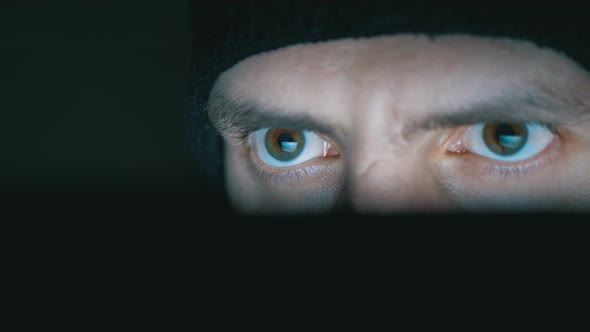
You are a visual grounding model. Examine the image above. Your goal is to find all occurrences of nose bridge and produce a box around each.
[343,64,446,212]
[345,96,412,212]
[345,83,423,211]
[345,140,446,213]
[348,152,416,211]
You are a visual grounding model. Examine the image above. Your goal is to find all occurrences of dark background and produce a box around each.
[2,0,589,217]
[2,2,586,306]
[0,0,217,195]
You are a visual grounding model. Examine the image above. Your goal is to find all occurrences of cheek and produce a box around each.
[433,142,590,211]
[224,144,346,215]
[224,146,262,213]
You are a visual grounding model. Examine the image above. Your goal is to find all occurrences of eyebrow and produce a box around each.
[206,86,590,144]
[206,93,346,145]
[403,87,590,137]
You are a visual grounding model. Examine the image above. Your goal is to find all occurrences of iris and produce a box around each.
[483,123,528,156]
[264,129,305,161]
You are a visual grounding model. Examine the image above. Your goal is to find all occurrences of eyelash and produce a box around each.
[245,133,338,186]
[242,129,340,186]
[481,149,557,179]
[249,160,311,186]
[446,124,562,180]
[241,122,565,184]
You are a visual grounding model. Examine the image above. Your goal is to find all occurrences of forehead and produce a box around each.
[212,34,586,120]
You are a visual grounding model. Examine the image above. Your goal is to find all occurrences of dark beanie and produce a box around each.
[190,0,590,181]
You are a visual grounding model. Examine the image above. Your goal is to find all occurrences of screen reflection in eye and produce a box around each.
[251,128,339,167]
[443,121,560,180]
[251,121,559,183]
[207,34,590,213]
[448,122,555,162]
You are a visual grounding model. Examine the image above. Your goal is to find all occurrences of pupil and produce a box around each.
[495,124,516,138]
[483,123,528,156]
[265,129,305,160]
[278,133,295,143]
[278,133,298,152]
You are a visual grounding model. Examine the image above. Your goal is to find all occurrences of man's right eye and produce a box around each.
[448,122,556,162]
[251,128,339,167]
[462,122,555,161]
[444,121,560,179]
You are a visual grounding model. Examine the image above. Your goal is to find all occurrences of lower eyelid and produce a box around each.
[443,136,561,179]
[479,153,553,179]
[247,148,340,186]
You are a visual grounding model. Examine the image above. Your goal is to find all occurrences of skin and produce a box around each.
[207,34,590,214]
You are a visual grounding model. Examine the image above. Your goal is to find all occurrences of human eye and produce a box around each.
[443,122,559,178]
[452,122,555,161]
[248,128,341,185]
[252,128,337,167]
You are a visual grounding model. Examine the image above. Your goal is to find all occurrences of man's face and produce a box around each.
[207,34,590,214]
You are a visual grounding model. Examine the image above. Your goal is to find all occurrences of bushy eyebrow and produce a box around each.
[206,93,345,144]
[402,87,590,137]
[206,84,590,144]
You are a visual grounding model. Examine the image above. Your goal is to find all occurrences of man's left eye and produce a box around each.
[252,128,336,167]
[454,122,555,162]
